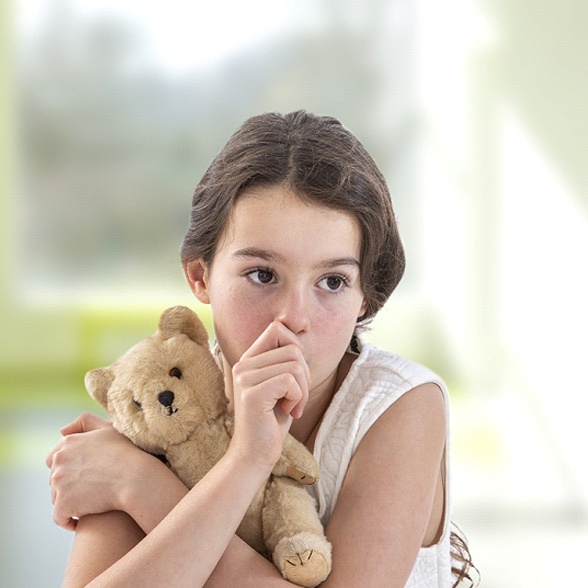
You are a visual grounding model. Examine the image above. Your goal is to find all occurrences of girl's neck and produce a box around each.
[289,351,356,451]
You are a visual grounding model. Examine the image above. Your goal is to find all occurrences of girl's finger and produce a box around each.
[46,413,109,469]
[240,320,303,360]
[46,441,61,469]
[236,354,309,396]
[59,413,109,436]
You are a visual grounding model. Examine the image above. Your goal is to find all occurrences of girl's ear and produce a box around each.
[183,259,210,304]
[358,297,368,320]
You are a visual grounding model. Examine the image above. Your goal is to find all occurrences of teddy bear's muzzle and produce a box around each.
[158,390,177,415]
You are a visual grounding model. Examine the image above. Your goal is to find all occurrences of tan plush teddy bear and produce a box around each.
[85,305,332,587]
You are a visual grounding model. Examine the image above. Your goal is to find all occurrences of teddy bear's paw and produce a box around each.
[274,532,332,588]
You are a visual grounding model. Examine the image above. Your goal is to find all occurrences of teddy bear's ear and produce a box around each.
[85,368,115,408]
[158,305,210,347]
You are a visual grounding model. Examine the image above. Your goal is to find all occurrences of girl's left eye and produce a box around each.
[246,269,276,285]
[318,275,349,292]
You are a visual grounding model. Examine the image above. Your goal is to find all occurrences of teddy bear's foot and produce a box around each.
[273,532,332,588]
[283,549,329,587]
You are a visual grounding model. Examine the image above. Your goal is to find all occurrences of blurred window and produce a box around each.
[16,0,417,303]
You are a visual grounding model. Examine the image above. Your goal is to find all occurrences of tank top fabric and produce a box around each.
[307,339,452,587]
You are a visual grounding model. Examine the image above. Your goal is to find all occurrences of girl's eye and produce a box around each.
[318,275,349,293]
[169,367,182,379]
[247,269,276,285]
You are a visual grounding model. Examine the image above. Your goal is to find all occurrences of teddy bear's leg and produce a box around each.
[263,477,332,588]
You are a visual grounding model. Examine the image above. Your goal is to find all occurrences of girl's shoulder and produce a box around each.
[325,339,450,455]
[343,339,448,403]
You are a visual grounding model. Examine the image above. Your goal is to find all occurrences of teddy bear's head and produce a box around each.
[85,306,226,455]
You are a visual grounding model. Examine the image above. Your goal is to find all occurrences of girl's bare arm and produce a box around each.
[61,452,189,587]
[203,383,446,587]
[77,445,274,588]
[321,382,446,587]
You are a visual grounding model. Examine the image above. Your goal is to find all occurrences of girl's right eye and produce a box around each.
[246,269,276,285]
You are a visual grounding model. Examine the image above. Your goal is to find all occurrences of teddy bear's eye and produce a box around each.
[169,367,182,379]
[133,398,143,410]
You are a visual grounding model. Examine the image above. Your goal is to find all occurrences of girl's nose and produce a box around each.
[275,289,310,334]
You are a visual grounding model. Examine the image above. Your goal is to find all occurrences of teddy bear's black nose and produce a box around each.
[158,390,175,407]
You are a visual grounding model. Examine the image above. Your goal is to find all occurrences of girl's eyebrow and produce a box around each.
[232,247,360,270]
[232,247,285,263]
[320,257,361,269]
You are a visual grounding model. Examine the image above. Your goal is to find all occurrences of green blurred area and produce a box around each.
[0,304,214,409]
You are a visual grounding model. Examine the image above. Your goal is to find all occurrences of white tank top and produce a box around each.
[308,340,452,587]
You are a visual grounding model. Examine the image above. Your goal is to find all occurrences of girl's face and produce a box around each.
[185,185,367,396]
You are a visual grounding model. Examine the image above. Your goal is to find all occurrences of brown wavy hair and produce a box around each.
[450,524,479,587]
[181,110,476,581]
[180,110,405,322]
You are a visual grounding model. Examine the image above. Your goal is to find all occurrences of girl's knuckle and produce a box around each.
[240,386,257,406]
[292,362,304,380]
[51,451,64,468]
[279,372,297,389]
[61,435,75,448]
[233,371,247,388]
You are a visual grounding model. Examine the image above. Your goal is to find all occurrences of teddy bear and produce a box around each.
[85,305,332,587]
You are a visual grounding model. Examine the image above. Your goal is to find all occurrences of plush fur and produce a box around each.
[85,305,332,587]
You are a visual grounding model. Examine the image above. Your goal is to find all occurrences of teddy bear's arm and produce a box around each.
[223,415,318,485]
[271,434,320,485]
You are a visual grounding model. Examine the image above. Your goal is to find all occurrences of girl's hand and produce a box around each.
[46,413,151,531]
[229,321,311,473]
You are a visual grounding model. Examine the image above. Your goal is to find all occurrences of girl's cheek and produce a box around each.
[216,306,270,363]
[317,296,362,325]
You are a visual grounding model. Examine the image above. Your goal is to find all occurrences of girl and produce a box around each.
[47,110,474,587]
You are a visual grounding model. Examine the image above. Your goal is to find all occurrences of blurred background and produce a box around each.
[1,0,587,586]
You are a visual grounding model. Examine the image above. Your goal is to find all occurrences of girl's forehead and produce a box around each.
[231,184,358,225]
[219,186,362,259]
